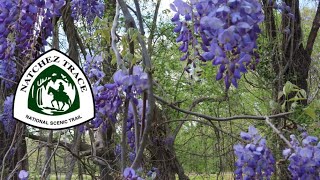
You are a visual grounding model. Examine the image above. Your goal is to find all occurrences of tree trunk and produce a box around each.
[42,131,53,179]
[148,143,189,180]
[65,127,81,180]
[95,123,116,180]
[148,108,189,180]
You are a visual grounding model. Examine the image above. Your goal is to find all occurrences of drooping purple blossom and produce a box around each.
[234,126,275,179]
[84,57,149,131]
[0,95,16,135]
[113,66,149,95]
[0,0,65,90]
[0,59,16,89]
[283,133,320,179]
[71,0,104,25]
[171,0,264,89]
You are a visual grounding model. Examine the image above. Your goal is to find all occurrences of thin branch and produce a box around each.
[55,145,97,179]
[131,100,140,154]
[27,132,91,151]
[265,116,292,148]
[1,124,19,179]
[140,92,147,139]
[0,76,18,84]
[111,1,123,69]
[41,132,62,178]
[148,0,161,55]
[126,5,151,32]
[159,119,244,142]
[121,96,130,171]
[159,119,214,127]
[172,95,227,139]
[30,135,97,179]
[7,144,46,180]
[75,29,87,58]
[154,95,293,121]
[133,0,145,35]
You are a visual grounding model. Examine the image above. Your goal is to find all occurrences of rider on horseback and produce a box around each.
[48,82,71,111]
[58,82,67,96]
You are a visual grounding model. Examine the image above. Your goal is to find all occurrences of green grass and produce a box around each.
[27,173,94,180]
[178,173,234,180]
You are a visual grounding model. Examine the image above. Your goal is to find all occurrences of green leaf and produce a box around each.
[110,50,116,65]
[283,81,293,96]
[125,52,134,61]
[288,97,306,102]
[299,89,307,98]
[304,106,317,120]
[281,102,286,111]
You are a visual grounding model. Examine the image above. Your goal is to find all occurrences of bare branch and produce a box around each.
[1,123,19,179]
[0,76,18,84]
[131,100,140,154]
[111,1,124,69]
[27,132,91,155]
[41,132,61,178]
[148,0,161,55]
[133,0,145,35]
[155,95,292,122]
[159,119,244,142]
[265,117,292,148]
[172,95,227,139]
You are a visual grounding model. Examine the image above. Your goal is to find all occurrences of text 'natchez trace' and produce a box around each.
[20,55,88,93]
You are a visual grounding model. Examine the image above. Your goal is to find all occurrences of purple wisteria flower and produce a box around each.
[123,167,144,180]
[0,95,16,134]
[71,0,104,25]
[0,0,66,90]
[234,126,275,179]
[284,133,320,179]
[18,170,28,180]
[85,61,149,130]
[171,0,264,89]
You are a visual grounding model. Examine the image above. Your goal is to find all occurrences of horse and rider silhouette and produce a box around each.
[48,82,71,111]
